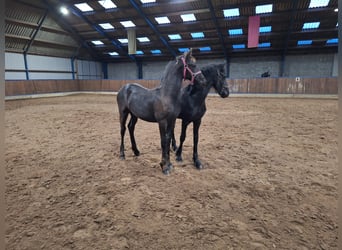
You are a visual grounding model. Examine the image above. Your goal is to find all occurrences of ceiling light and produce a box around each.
[223,8,240,18]
[191,32,204,38]
[92,40,104,45]
[168,34,181,40]
[255,4,273,14]
[99,23,114,29]
[297,40,313,46]
[180,14,196,22]
[98,0,117,9]
[228,28,243,35]
[140,0,156,3]
[109,52,119,56]
[151,49,161,54]
[302,22,320,29]
[74,3,94,12]
[155,16,170,24]
[137,37,150,42]
[60,6,69,15]
[259,26,272,33]
[308,0,330,8]
[120,21,136,28]
[118,38,128,44]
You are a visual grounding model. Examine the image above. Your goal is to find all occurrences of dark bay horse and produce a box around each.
[117,50,206,175]
[171,63,229,169]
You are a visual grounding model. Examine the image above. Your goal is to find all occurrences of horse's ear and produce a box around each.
[183,48,193,62]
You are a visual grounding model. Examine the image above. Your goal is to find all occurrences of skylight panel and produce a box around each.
[228,28,243,35]
[108,52,119,56]
[259,26,272,33]
[178,48,189,53]
[232,44,245,49]
[99,23,114,30]
[120,21,136,28]
[223,8,240,18]
[98,0,117,9]
[308,0,330,8]
[136,50,144,55]
[199,46,211,52]
[302,22,320,29]
[140,0,156,3]
[297,40,313,46]
[155,16,170,24]
[91,40,104,45]
[191,32,204,39]
[74,3,94,12]
[168,34,182,40]
[137,37,150,42]
[255,4,273,14]
[258,42,271,48]
[180,14,196,22]
[118,38,128,44]
[326,38,338,44]
[151,49,161,54]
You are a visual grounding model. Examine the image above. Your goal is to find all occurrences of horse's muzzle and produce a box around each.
[220,87,229,98]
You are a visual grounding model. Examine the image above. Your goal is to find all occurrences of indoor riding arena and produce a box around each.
[4,0,338,249]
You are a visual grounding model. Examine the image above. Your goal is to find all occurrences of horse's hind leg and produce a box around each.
[175,120,190,162]
[119,109,129,159]
[128,115,140,156]
[192,119,203,169]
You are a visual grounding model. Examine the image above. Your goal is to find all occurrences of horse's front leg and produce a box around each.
[128,115,140,156]
[159,120,173,175]
[193,118,203,169]
[175,120,190,162]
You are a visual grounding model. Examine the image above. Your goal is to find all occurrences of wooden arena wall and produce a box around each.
[5,77,337,96]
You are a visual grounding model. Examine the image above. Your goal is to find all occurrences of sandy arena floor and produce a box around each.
[5,94,338,249]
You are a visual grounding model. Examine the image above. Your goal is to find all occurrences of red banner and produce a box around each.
[248,16,260,48]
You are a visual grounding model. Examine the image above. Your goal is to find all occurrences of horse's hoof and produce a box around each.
[120,155,125,160]
[133,150,140,156]
[195,161,203,170]
[176,155,183,162]
[161,163,173,175]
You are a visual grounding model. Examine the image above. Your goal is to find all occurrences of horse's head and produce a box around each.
[201,63,229,98]
[177,49,206,86]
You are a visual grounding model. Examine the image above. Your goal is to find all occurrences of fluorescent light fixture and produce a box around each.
[297,40,313,45]
[98,0,117,9]
[168,34,182,40]
[258,42,271,48]
[92,40,104,45]
[178,48,189,53]
[120,21,136,28]
[141,0,156,3]
[334,8,338,12]
[308,0,330,8]
[99,23,114,29]
[136,50,144,55]
[302,22,320,29]
[109,52,119,56]
[228,28,243,35]
[74,3,93,12]
[191,32,204,38]
[259,26,272,33]
[60,6,69,15]
[232,44,245,49]
[118,38,128,44]
[151,49,161,54]
[155,16,170,24]
[255,4,273,14]
[326,38,338,44]
[223,8,240,17]
[199,46,211,52]
[180,14,196,22]
[137,37,150,42]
